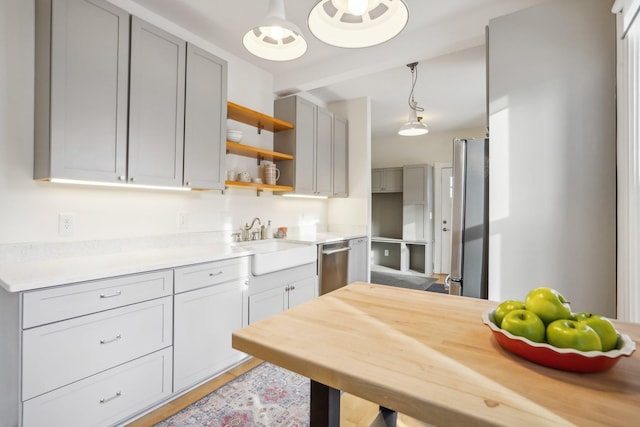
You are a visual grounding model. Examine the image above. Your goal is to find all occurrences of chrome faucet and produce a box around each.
[243,217,262,241]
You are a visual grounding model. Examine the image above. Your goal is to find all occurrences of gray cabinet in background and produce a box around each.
[274,95,348,197]
[348,237,369,283]
[403,164,434,242]
[372,168,403,193]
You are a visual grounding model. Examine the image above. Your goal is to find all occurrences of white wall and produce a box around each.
[488,0,616,316]
[371,126,486,168]
[327,98,371,235]
[0,0,329,248]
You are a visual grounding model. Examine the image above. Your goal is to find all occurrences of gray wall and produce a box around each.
[488,0,616,316]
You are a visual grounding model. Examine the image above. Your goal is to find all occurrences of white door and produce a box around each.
[440,167,453,274]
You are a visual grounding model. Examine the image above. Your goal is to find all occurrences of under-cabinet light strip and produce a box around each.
[48,178,192,192]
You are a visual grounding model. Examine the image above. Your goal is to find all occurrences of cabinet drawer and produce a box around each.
[174,257,248,293]
[22,270,173,328]
[22,347,173,427]
[22,296,172,400]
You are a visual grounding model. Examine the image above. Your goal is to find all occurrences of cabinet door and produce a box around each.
[128,17,185,187]
[287,276,317,309]
[348,237,369,283]
[384,168,404,192]
[333,116,348,197]
[35,0,129,182]
[403,165,426,203]
[371,169,383,192]
[294,98,317,194]
[403,203,425,241]
[174,280,247,391]
[315,107,334,196]
[249,286,287,324]
[183,43,227,190]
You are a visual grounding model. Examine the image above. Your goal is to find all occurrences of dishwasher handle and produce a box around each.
[322,247,352,256]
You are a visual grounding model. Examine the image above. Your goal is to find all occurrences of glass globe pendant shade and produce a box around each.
[308,0,409,48]
[243,0,308,61]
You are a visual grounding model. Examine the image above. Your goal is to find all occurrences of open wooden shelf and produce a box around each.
[226,141,293,162]
[225,180,293,194]
[227,101,293,133]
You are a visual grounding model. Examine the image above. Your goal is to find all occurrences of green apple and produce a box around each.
[494,300,526,327]
[500,309,546,343]
[546,319,602,352]
[574,312,619,352]
[524,287,572,325]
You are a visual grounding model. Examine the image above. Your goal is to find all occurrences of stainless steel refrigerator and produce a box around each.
[445,138,489,298]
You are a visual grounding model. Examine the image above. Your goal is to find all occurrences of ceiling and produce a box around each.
[129,0,546,138]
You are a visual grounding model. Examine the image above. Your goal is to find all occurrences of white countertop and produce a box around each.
[0,232,368,293]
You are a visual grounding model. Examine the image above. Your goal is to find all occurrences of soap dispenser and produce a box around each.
[266,220,273,239]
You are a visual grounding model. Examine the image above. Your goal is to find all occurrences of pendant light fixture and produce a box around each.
[308,0,409,48]
[243,0,307,61]
[398,62,429,136]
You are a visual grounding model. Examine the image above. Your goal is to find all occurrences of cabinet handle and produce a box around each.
[285,286,290,291]
[209,271,224,277]
[290,285,295,290]
[118,176,126,181]
[129,177,135,182]
[100,334,122,345]
[186,181,191,186]
[99,391,122,404]
[99,290,122,299]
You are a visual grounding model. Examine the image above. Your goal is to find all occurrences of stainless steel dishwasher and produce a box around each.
[318,240,351,295]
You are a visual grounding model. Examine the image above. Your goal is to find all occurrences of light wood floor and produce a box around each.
[126,357,429,427]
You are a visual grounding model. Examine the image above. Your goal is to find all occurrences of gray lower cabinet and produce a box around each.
[128,17,185,187]
[19,270,174,427]
[248,263,317,324]
[34,0,130,182]
[183,44,228,190]
[34,0,227,190]
[274,95,348,197]
[173,258,249,392]
[348,237,369,283]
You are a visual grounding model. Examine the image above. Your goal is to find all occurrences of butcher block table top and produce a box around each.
[232,282,640,426]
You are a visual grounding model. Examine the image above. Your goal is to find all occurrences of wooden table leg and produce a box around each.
[310,380,340,427]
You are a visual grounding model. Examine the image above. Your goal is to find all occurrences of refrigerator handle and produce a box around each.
[450,139,466,282]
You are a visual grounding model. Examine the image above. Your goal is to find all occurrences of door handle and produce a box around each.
[442,227,449,232]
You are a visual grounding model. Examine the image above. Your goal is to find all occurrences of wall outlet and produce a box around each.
[177,212,188,230]
[58,213,74,237]
[384,249,389,257]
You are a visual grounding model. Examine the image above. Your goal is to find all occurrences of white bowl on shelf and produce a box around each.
[226,130,243,142]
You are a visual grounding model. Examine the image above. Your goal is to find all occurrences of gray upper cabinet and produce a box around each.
[128,17,185,187]
[371,168,403,193]
[34,0,130,182]
[274,95,347,197]
[332,116,349,197]
[183,44,228,190]
[315,107,334,196]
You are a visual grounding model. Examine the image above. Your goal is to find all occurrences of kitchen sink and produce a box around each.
[233,240,317,275]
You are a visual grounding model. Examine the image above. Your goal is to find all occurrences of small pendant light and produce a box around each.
[308,0,409,48]
[398,62,429,136]
[243,0,308,61]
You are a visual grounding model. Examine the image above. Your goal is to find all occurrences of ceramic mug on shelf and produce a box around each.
[226,170,236,181]
[263,163,280,185]
[238,171,251,182]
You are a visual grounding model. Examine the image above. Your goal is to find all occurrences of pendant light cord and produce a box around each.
[407,62,424,112]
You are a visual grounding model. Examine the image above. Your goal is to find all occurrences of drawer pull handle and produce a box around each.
[209,271,224,277]
[100,391,122,404]
[100,334,122,345]
[99,291,122,299]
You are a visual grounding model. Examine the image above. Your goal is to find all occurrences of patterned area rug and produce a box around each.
[155,363,310,426]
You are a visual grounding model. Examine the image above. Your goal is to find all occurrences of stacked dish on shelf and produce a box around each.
[227,129,243,142]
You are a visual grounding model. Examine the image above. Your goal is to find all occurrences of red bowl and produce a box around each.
[482,310,636,373]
